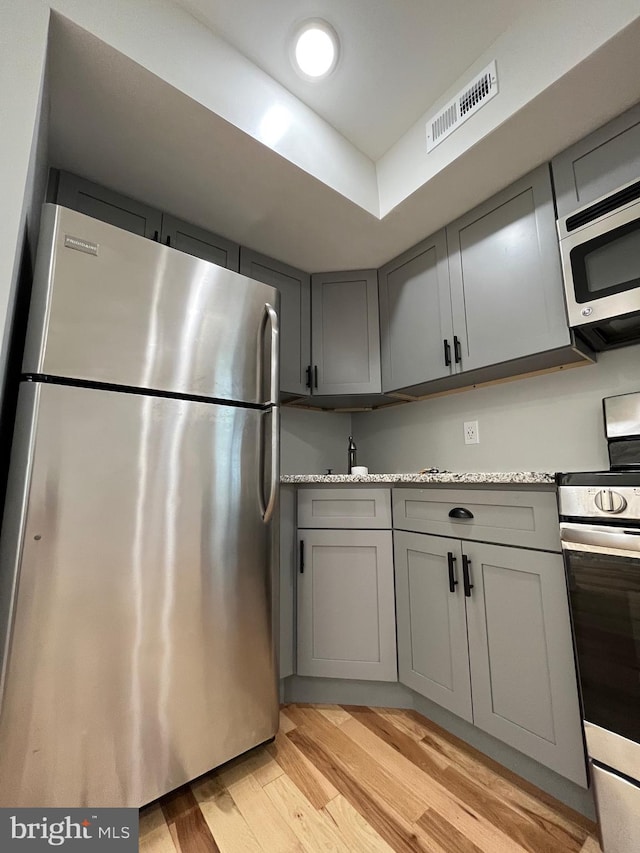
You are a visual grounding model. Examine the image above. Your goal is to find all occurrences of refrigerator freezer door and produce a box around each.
[0,383,278,807]
[24,205,279,406]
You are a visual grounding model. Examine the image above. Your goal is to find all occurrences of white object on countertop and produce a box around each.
[351,466,369,475]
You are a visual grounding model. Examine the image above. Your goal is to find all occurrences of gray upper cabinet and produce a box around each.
[553,102,640,219]
[240,248,311,397]
[54,171,162,239]
[311,270,382,395]
[446,165,571,372]
[53,172,240,270]
[378,230,454,391]
[161,215,239,271]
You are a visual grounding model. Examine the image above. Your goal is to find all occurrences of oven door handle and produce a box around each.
[560,522,640,558]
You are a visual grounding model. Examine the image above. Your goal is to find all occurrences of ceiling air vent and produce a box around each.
[426,61,498,153]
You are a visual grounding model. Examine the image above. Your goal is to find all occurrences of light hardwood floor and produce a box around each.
[139,703,601,853]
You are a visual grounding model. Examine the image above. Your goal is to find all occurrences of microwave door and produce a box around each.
[559,192,640,334]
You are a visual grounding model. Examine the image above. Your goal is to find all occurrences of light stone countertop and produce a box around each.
[280,472,556,485]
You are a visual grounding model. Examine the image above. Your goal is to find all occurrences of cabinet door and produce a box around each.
[378,230,455,392]
[161,214,239,271]
[54,171,162,239]
[553,102,640,219]
[240,248,311,396]
[311,270,382,395]
[297,530,397,680]
[446,165,570,372]
[464,542,587,786]
[394,532,472,721]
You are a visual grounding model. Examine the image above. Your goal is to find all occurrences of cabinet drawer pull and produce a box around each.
[299,540,305,574]
[447,552,458,593]
[462,554,474,597]
[449,507,474,519]
[443,338,452,367]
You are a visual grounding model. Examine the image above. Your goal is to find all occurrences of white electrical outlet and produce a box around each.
[464,420,479,445]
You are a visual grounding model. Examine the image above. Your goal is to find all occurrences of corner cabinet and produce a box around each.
[296,489,397,681]
[310,270,382,395]
[393,488,587,787]
[446,165,571,372]
[240,248,311,397]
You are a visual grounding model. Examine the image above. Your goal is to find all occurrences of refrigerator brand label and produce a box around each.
[64,235,99,256]
[0,809,138,850]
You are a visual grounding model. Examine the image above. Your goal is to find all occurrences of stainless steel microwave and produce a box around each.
[558,177,640,350]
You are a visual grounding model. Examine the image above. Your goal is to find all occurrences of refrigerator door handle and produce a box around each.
[261,406,279,524]
[263,303,279,406]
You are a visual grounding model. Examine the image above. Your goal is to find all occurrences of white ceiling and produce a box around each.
[174,0,530,159]
[46,2,640,272]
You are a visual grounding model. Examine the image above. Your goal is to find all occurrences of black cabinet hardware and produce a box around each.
[453,335,462,364]
[153,230,159,242]
[166,235,171,247]
[314,366,318,389]
[449,507,474,519]
[305,365,312,389]
[462,554,474,597]
[447,552,458,593]
[299,540,305,574]
[443,339,452,366]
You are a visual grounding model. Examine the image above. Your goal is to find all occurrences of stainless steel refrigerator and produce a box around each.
[0,204,280,808]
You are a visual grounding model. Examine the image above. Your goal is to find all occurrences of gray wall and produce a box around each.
[351,345,640,473]
[281,407,352,474]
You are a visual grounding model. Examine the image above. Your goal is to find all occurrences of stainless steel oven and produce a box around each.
[558,391,640,853]
[558,177,640,350]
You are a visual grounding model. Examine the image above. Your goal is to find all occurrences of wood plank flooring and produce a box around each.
[139,704,601,853]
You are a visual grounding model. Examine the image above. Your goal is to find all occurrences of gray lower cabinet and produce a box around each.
[311,270,382,395]
[394,532,472,720]
[552,101,640,219]
[240,248,311,397]
[446,164,572,372]
[297,529,397,681]
[378,230,454,391]
[394,530,587,786]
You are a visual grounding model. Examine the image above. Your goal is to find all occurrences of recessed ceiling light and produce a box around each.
[291,19,339,80]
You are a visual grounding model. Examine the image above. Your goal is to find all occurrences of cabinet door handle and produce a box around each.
[462,554,474,597]
[166,235,171,247]
[447,552,458,593]
[314,366,318,389]
[443,339,452,367]
[153,230,159,242]
[299,540,305,574]
[453,335,462,364]
[305,365,312,389]
[449,507,474,520]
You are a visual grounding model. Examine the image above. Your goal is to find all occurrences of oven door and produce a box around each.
[561,523,640,759]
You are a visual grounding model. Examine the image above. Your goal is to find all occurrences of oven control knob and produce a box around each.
[594,489,627,513]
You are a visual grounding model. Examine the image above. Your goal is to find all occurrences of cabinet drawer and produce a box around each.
[392,488,561,551]
[297,488,391,529]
